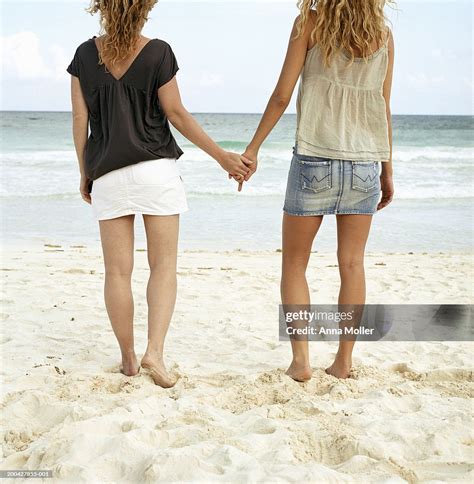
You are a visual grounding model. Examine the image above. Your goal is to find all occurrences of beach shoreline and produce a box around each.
[2,112,473,254]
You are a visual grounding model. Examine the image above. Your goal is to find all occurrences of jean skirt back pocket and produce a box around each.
[297,156,332,193]
[351,162,379,192]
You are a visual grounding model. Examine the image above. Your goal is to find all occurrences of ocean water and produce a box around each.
[1,112,473,251]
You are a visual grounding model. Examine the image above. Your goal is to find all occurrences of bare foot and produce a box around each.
[325,357,352,379]
[285,361,312,382]
[141,355,176,388]
[120,353,140,377]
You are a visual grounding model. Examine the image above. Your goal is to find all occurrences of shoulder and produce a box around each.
[145,39,177,71]
[293,11,316,25]
[385,27,394,54]
[73,38,96,58]
[146,39,178,65]
[292,11,316,36]
[151,39,175,55]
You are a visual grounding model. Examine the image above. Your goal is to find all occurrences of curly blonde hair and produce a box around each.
[87,0,158,66]
[295,0,395,67]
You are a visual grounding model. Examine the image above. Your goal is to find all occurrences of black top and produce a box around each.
[66,37,183,181]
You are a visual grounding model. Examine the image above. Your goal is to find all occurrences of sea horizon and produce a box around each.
[1,110,473,116]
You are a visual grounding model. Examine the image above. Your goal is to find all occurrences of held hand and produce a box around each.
[80,175,92,204]
[227,148,259,192]
[218,151,250,179]
[228,155,256,192]
[377,173,394,211]
[241,147,259,182]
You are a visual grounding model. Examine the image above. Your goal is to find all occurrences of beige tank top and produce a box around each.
[296,38,390,162]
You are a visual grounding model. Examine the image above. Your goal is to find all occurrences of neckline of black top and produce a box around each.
[91,36,158,82]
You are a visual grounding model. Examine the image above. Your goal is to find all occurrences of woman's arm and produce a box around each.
[158,78,252,178]
[378,28,395,211]
[383,28,394,174]
[70,76,91,203]
[242,15,313,170]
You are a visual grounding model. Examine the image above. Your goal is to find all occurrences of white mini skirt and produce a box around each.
[91,158,188,221]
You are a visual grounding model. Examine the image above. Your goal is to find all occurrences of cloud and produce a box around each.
[461,76,473,89]
[430,48,461,61]
[404,73,446,89]
[199,72,223,88]
[0,31,69,81]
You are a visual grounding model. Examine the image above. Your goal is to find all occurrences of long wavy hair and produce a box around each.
[295,0,395,67]
[86,0,158,66]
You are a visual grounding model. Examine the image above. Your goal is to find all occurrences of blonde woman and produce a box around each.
[67,0,252,387]
[242,1,395,380]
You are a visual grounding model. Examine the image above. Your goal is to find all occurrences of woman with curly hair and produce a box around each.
[66,0,252,387]
[242,0,395,381]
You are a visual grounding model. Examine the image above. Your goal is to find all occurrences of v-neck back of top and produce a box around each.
[92,36,154,82]
[66,37,183,181]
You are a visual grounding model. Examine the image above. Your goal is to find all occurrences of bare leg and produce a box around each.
[326,214,373,378]
[281,213,323,382]
[140,214,179,388]
[99,215,139,376]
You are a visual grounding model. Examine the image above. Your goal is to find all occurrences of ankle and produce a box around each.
[335,352,352,366]
[291,356,310,367]
[121,348,136,358]
[143,347,164,360]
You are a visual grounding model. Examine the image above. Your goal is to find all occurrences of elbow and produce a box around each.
[72,111,88,123]
[271,91,291,110]
[72,112,88,131]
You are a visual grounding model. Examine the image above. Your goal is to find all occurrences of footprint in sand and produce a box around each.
[247,418,278,435]
[423,368,473,382]
[0,313,10,322]
[291,426,359,466]
[392,362,426,381]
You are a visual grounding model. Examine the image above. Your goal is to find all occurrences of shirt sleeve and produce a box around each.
[157,43,179,88]
[66,47,80,78]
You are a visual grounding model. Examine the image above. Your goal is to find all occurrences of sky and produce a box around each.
[0,0,472,114]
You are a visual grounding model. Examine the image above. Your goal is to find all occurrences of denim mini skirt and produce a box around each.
[283,150,381,216]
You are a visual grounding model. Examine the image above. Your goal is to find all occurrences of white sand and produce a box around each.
[1,245,473,483]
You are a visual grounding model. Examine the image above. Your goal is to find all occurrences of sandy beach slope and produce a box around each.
[1,245,473,482]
